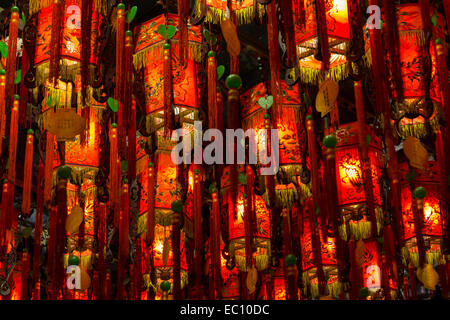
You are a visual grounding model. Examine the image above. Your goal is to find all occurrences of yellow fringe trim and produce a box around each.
[298,63,349,85]
[262,187,297,209]
[401,246,442,268]
[193,1,266,25]
[30,0,108,16]
[302,272,342,299]
[133,41,203,70]
[234,254,270,273]
[339,207,383,241]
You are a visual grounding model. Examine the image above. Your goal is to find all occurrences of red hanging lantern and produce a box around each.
[294,0,350,84]
[399,161,446,269]
[33,0,104,86]
[364,4,445,140]
[324,123,384,241]
[220,165,271,273]
[134,14,202,134]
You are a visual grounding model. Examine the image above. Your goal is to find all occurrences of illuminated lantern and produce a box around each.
[300,200,340,299]
[293,0,350,84]
[32,0,105,87]
[399,161,446,268]
[133,14,202,134]
[137,143,188,299]
[192,0,265,25]
[364,4,445,140]
[241,82,303,172]
[220,165,271,273]
[326,123,384,241]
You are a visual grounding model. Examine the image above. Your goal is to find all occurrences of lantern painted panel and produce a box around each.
[134,14,201,115]
[300,212,337,271]
[241,82,302,165]
[294,0,350,83]
[333,124,383,207]
[154,152,178,211]
[400,162,444,241]
[153,225,187,271]
[35,0,103,66]
[362,241,381,290]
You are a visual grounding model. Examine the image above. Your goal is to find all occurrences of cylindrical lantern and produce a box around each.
[364,4,445,140]
[399,161,446,268]
[220,165,271,272]
[133,14,202,133]
[294,0,350,84]
[324,123,384,241]
[33,0,104,87]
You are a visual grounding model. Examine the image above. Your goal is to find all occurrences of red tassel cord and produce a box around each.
[381,253,391,300]
[163,42,174,135]
[109,124,120,219]
[439,262,448,298]
[80,106,90,146]
[382,0,403,100]
[305,198,326,296]
[6,96,20,229]
[177,0,189,67]
[324,144,346,288]
[279,0,296,67]
[117,182,129,299]
[20,252,30,299]
[4,7,19,109]
[33,281,40,300]
[44,131,55,204]
[146,158,157,246]
[0,180,9,255]
[105,272,111,300]
[46,206,58,298]
[173,163,183,300]
[210,191,221,299]
[408,264,418,299]
[293,0,306,28]
[32,161,45,289]
[411,192,426,268]
[315,0,330,74]
[444,0,450,35]
[21,130,34,215]
[97,202,107,299]
[266,1,281,122]
[193,167,203,295]
[54,175,68,293]
[123,30,134,134]
[116,4,126,155]
[348,238,363,299]
[0,70,5,157]
[354,81,378,237]
[207,53,218,130]
[81,0,93,105]
[127,100,136,183]
[367,0,403,243]
[49,0,65,85]
[18,49,29,127]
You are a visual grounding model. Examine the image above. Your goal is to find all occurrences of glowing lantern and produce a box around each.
[300,203,340,299]
[326,123,384,241]
[293,0,350,84]
[192,0,265,25]
[364,4,445,139]
[220,165,271,272]
[241,82,303,170]
[33,0,105,86]
[133,14,202,133]
[399,161,445,268]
